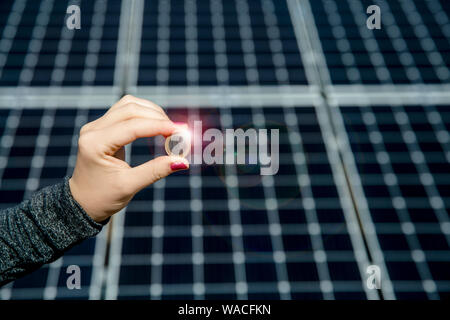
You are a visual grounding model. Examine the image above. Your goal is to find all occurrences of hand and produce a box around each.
[69,95,189,222]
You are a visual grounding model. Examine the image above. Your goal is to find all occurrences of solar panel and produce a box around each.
[0,0,121,86]
[310,0,450,84]
[0,0,449,301]
[341,104,450,299]
[138,0,307,86]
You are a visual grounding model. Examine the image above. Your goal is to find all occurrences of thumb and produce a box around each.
[128,155,190,192]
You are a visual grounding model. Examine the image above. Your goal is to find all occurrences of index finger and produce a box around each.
[108,95,168,118]
[99,118,178,154]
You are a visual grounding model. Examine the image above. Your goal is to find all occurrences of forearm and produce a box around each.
[0,177,107,286]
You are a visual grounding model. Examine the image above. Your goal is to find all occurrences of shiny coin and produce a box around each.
[165,129,191,158]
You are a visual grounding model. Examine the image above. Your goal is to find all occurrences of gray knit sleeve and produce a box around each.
[0,177,108,286]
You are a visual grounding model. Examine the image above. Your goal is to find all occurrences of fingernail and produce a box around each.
[170,162,188,171]
[174,122,188,127]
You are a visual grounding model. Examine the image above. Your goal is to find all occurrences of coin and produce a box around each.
[165,129,191,158]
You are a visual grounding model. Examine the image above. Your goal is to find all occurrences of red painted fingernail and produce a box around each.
[170,162,188,171]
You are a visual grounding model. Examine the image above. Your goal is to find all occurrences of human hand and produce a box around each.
[69,95,189,222]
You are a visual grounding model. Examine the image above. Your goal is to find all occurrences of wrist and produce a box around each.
[69,177,106,223]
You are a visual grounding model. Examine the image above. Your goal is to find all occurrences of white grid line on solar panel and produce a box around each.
[216,107,247,298]
[0,85,320,108]
[382,247,450,262]
[0,85,448,110]
[115,248,365,265]
[106,280,368,298]
[110,229,450,260]
[123,196,339,211]
[310,0,450,84]
[0,0,120,86]
[138,0,305,86]
[341,106,450,298]
[124,85,321,107]
[3,85,450,109]
[118,222,354,237]
[327,85,450,106]
[0,88,121,109]
[0,167,338,189]
[0,84,450,109]
[147,141,168,299]
[186,108,207,298]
